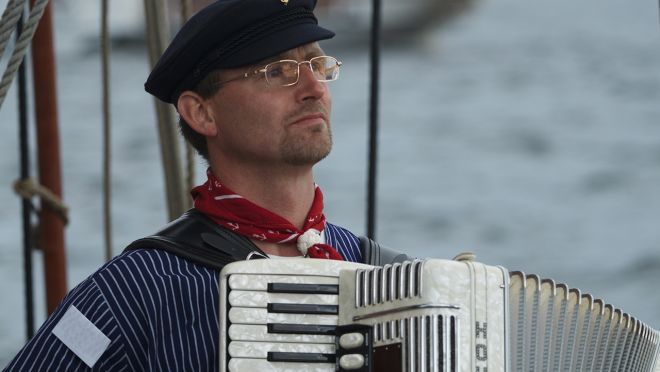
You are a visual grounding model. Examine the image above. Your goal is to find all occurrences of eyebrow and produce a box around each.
[257,47,326,66]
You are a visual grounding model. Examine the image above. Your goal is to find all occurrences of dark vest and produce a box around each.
[125,209,411,270]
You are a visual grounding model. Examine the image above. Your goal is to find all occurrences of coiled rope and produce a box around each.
[0,0,50,109]
[13,178,69,224]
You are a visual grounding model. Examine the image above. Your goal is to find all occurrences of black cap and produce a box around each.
[144,0,334,104]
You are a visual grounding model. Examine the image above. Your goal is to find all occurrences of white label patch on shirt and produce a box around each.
[52,305,111,368]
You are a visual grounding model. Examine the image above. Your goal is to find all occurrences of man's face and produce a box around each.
[207,42,333,168]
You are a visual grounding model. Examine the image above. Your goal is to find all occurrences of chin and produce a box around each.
[282,144,332,166]
[281,132,332,166]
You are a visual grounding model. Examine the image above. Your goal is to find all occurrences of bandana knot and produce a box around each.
[297,229,323,256]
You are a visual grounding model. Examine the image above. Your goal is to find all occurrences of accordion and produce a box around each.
[218,257,660,372]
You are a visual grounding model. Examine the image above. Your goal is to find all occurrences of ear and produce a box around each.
[177,91,218,137]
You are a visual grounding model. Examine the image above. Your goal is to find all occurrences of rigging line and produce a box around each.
[180,0,192,20]
[180,0,195,204]
[143,0,187,220]
[366,0,382,240]
[0,0,25,59]
[16,4,35,341]
[13,178,69,223]
[101,0,112,261]
[0,0,50,109]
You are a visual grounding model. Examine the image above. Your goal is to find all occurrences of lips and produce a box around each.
[290,113,326,126]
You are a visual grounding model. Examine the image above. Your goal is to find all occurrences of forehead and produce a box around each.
[256,42,325,65]
[211,42,325,80]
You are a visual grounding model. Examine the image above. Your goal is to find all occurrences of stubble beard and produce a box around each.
[280,124,333,166]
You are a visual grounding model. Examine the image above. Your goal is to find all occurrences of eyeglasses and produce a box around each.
[214,55,342,87]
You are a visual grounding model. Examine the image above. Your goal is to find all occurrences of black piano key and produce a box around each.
[267,352,336,364]
[268,282,339,295]
[268,303,338,315]
[268,323,337,335]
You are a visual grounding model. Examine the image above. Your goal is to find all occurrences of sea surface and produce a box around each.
[1,0,660,364]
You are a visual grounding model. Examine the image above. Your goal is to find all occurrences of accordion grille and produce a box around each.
[509,272,660,372]
[355,260,424,307]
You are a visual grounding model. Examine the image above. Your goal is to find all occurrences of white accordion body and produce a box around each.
[218,258,660,372]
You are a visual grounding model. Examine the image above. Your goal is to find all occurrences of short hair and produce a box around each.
[177,70,223,161]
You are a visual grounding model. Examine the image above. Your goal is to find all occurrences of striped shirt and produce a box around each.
[4,222,362,371]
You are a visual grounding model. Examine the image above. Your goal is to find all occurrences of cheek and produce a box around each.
[248,94,291,126]
[322,92,332,126]
[227,100,283,144]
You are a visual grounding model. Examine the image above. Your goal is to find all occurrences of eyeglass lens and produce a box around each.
[264,56,340,86]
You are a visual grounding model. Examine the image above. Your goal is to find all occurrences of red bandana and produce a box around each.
[191,170,343,260]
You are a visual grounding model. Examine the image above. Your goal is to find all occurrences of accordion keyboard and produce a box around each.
[224,272,342,371]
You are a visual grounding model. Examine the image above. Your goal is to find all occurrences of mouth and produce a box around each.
[290,113,327,126]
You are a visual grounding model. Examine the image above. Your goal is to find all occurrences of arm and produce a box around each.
[3,279,130,371]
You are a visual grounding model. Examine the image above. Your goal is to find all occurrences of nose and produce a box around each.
[295,62,326,101]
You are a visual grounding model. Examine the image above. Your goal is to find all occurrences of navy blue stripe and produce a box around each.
[326,222,362,262]
[4,221,361,371]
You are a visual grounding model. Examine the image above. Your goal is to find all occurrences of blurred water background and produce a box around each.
[1,0,660,364]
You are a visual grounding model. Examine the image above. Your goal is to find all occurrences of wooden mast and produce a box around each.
[30,0,67,314]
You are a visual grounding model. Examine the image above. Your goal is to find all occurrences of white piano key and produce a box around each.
[228,290,338,307]
[228,274,338,291]
[228,358,334,372]
[228,341,335,358]
[228,324,334,343]
[228,307,338,325]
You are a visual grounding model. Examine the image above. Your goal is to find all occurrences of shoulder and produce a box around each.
[88,249,221,369]
[91,249,219,307]
[325,222,363,263]
[98,248,218,280]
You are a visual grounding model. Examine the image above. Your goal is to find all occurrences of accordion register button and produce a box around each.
[339,333,365,349]
[339,354,365,370]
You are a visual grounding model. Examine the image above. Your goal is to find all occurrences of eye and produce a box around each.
[311,59,325,72]
[265,61,298,84]
[266,65,284,79]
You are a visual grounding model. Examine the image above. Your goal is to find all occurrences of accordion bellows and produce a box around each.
[218,258,660,372]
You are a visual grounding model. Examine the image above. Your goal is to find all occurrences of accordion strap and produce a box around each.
[124,209,267,271]
[359,236,412,266]
[124,209,410,270]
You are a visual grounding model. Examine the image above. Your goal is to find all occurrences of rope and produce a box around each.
[366,0,382,239]
[101,0,113,261]
[180,0,191,20]
[0,0,50,109]
[13,178,69,225]
[15,6,35,341]
[143,0,188,220]
[180,0,195,203]
[0,0,25,58]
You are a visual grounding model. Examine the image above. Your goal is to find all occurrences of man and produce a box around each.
[4,0,367,370]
